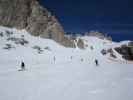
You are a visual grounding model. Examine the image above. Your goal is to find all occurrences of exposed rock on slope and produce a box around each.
[77,38,85,49]
[85,31,112,41]
[0,0,64,42]
[115,42,133,61]
[101,41,133,61]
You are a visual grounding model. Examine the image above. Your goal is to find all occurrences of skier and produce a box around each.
[81,58,84,62]
[21,61,25,70]
[95,59,99,66]
[54,56,56,63]
[70,56,73,60]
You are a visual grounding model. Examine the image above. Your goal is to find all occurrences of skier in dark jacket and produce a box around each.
[95,59,99,66]
[21,61,25,70]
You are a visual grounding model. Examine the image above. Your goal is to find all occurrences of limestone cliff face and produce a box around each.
[0,0,64,42]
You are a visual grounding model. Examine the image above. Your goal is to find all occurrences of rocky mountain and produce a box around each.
[0,0,64,42]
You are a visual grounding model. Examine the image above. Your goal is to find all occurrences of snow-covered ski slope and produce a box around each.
[0,26,133,100]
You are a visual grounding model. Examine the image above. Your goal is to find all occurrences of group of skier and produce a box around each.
[20,57,99,71]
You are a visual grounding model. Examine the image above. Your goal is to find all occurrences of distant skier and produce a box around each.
[21,61,25,70]
[54,56,56,63]
[95,59,99,66]
[70,56,73,60]
[81,58,84,62]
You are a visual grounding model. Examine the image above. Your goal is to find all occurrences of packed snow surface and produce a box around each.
[0,26,133,100]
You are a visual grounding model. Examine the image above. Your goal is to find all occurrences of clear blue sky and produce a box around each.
[39,0,133,41]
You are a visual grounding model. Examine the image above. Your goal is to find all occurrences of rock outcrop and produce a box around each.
[77,38,85,49]
[0,0,64,42]
[85,31,105,39]
[115,44,133,61]
[85,31,112,41]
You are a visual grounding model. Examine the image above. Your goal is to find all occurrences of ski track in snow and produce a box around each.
[0,27,133,100]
